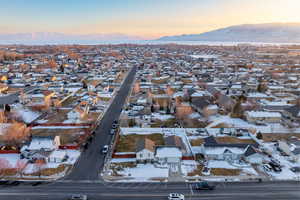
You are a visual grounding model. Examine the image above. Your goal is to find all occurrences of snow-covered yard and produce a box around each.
[121,164,168,181]
[267,166,299,180]
[63,110,84,123]
[151,113,174,121]
[107,161,168,182]
[208,160,239,169]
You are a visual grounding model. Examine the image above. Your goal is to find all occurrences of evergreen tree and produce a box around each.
[256,132,263,140]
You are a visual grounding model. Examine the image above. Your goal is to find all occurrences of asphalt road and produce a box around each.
[0,181,299,200]
[66,66,137,181]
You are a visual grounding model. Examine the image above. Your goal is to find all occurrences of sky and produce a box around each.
[1,0,300,39]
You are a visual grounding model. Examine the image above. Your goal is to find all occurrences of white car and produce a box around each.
[110,129,115,135]
[168,193,185,200]
[263,164,272,172]
[102,145,109,154]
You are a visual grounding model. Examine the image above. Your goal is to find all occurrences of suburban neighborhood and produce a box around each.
[0,44,299,184]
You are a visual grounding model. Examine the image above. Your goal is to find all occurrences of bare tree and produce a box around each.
[3,122,30,146]
[0,158,11,178]
[34,159,45,178]
[15,160,27,178]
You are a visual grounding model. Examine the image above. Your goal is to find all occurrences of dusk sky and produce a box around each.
[1,0,300,38]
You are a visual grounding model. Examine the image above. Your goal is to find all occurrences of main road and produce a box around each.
[66,66,137,180]
[0,181,299,199]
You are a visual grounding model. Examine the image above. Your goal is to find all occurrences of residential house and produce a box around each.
[245,111,282,123]
[200,136,259,161]
[165,135,187,155]
[243,145,264,164]
[136,138,155,163]
[284,105,300,122]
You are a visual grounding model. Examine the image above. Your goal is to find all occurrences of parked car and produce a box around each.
[102,145,109,154]
[112,124,118,129]
[69,194,87,200]
[269,162,281,172]
[270,159,281,166]
[192,181,215,190]
[87,135,93,142]
[110,129,115,135]
[168,193,184,200]
[263,164,272,172]
[291,167,300,173]
[82,142,88,150]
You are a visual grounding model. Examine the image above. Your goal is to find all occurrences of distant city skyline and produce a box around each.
[1,0,300,39]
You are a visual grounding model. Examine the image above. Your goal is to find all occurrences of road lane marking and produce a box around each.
[189,184,194,196]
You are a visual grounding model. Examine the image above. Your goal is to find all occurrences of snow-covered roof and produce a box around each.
[98,92,112,98]
[13,105,41,123]
[27,137,56,151]
[137,98,147,104]
[205,147,245,155]
[49,150,67,159]
[248,92,270,98]
[155,147,182,158]
[207,105,218,110]
[262,100,291,106]
[191,91,210,97]
[246,111,282,118]
[207,160,238,169]
[151,113,174,121]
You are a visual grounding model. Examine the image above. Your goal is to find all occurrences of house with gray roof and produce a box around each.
[136,138,155,163]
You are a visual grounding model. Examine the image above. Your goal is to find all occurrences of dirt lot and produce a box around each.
[216,136,256,144]
[150,118,178,128]
[262,133,300,142]
[30,127,90,144]
[210,168,241,176]
[187,165,204,176]
[190,138,204,146]
[25,164,68,177]
[115,133,164,152]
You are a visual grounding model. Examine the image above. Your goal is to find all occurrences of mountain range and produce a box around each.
[158,23,300,43]
[0,32,144,44]
[2,23,300,44]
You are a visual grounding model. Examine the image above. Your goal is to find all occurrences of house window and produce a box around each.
[140,154,143,158]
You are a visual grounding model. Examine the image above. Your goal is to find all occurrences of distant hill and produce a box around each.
[158,23,300,43]
[0,32,144,44]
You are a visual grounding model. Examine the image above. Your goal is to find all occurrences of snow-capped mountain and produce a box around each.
[158,23,300,43]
